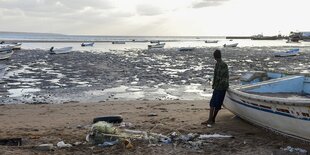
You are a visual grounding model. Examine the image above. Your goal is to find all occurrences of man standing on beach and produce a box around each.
[202,49,229,127]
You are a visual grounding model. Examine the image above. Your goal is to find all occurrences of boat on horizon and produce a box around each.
[112,41,126,44]
[205,40,218,43]
[251,34,280,40]
[49,46,73,54]
[224,72,310,142]
[81,42,95,47]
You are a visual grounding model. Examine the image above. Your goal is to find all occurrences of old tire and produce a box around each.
[93,115,123,124]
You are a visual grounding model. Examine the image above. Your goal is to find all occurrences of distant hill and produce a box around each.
[0,31,65,36]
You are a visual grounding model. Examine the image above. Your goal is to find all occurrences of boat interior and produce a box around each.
[239,73,310,98]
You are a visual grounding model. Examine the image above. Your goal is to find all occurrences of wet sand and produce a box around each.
[1,47,310,154]
[0,100,309,155]
[1,46,310,104]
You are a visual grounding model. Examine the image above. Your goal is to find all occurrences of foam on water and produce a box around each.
[8,88,41,97]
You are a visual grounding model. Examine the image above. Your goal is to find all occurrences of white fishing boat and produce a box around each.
[274,49,299,57]
[49,47,73,54]
[0,64,6,79]
[223,43,238,47]
[112,41,126,44]
[224,72,310,141]
[0,42,22,50]
[205,40,218,43]
[148,43,165,49]
[81,42,95,47]
[0,47,14,60]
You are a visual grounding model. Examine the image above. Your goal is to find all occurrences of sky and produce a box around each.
[0,0,309,36]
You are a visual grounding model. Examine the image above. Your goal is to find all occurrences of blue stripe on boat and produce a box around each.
[227,96,310,121]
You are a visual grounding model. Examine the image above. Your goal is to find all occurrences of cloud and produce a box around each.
[192,0,230,8]
[0,0,114,15]
[136,4,164,16]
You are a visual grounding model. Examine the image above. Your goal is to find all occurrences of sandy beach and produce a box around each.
[0,47,310,154]
[0,100,309,155]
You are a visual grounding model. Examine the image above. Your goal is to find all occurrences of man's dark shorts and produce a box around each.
[210,89,226,110]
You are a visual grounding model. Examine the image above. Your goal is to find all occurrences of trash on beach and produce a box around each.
[86,121,235,150]
[123,139,133,149]
[119,122,134,128]
[281,146,308,153]
[198,134,234,139]
[0,138,22,146]
[36,144,54,151]
[148,113,158,117]
[98,140,119,147]
[57,141,72,148]
[93,115,123,124]
[87,121,119,145]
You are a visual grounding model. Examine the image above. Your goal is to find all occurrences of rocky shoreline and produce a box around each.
[1,46,310,104]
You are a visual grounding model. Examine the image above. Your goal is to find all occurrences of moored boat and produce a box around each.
[205,40,218,43]
[0,64,6,79]
[223,43,238,47]
[112,41,126,44]
[0,47,14,60]
[251,34,280,40]
[81,42,95,47]
[0,42,22,50]
[148,43,165,49]
[274,48,299,57]
[49,46,73,54]
[224,72,310,141]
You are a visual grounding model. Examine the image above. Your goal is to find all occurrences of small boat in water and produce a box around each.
[49,47,73,54]
[205,40,218,43]
[0,64,6,80]
[0,41,22,50]
[274,49,300,57]
[223,43,238,47]
[148,43,165,49]
[81,42,95,47]
[0,47,14,60]
[112,41,126,44]
[225,72,310,141]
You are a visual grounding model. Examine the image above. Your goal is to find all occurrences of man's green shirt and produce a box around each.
[212,60,229,90]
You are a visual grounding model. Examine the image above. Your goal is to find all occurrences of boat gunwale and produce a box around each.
[228,76,310,106]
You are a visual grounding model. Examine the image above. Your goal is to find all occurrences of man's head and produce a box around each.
[213,49,221,60]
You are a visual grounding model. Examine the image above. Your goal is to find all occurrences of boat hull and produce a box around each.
[81,42,94,46]
[224,88,310,142]
[0,50,14,60]
[148,44,165,49]
[223,43,238,47]
[50,47,73,54]
[0,64,6,79]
